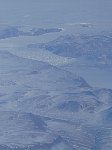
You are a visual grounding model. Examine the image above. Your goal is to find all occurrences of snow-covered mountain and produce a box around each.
[0,0,112,149]
[34,33,112,68]
[0,49,112,149]
[28,31,112,88]
[0,25,62,39]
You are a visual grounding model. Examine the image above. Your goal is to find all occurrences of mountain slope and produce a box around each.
[34,33,112,67]
[0,50,112,149]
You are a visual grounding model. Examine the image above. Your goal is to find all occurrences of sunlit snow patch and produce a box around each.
[9,47,75,66]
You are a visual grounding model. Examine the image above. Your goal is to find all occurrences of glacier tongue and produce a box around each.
[8,47,74,66]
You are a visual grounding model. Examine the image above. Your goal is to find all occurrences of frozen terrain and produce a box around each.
[0,48,112,150]
[0,0,112,150]
[34,31,112,88]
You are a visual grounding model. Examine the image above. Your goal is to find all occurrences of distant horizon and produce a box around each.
[0,0,112,26]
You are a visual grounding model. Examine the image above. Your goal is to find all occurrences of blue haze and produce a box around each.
[0,0,112,150]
